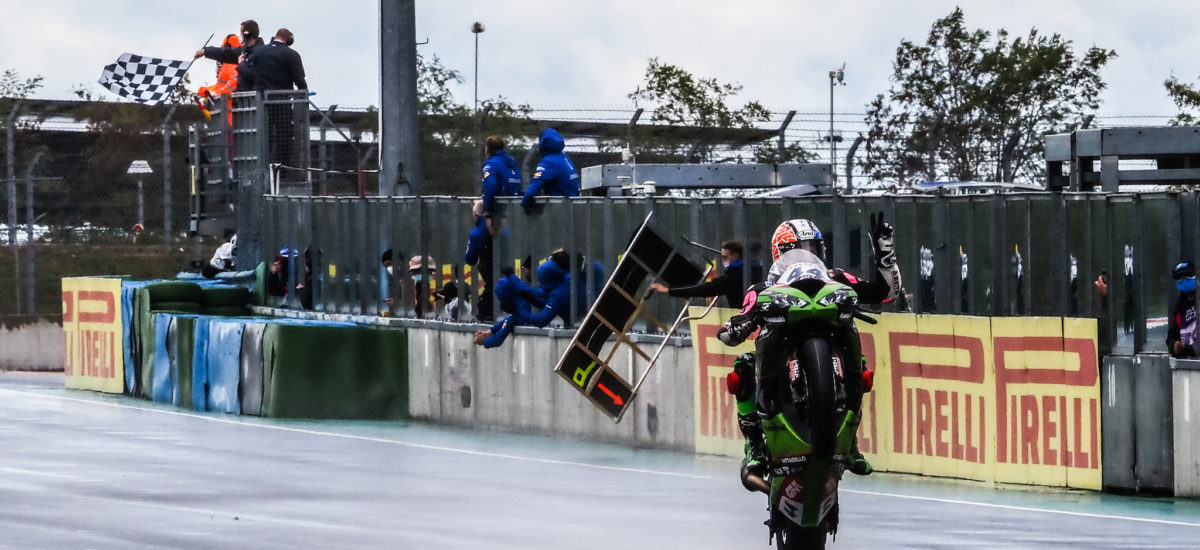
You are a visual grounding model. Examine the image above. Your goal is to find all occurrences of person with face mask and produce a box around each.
[649,240,763,308]
[1168,260,1198,358]
[409,255,437,318]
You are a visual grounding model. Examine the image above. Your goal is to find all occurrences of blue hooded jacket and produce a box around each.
[482,257,572,348]
[481,151,523,215]
[494,272,536,316]
[521,128,579,208]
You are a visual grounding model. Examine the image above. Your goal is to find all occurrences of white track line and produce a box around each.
[6,386,1200,529]
[839,489,1200,528]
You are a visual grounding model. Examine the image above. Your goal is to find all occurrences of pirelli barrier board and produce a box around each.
[63,277,125,393]
[689,308,1102,490]
[555,214,706,421]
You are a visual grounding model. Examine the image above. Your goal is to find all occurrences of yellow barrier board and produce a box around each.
[61,278,124,393]
[689,308,1101,490]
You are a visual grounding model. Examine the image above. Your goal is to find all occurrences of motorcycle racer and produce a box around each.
[718,214,902,490]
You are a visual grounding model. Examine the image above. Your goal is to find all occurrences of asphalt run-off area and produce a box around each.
[2,371,1198,549]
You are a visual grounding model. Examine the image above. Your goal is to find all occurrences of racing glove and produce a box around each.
[718,313,755,346]
[870,211,903,300]
[869,211,896,268]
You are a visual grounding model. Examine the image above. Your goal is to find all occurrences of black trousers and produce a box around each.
[478,232,495,321]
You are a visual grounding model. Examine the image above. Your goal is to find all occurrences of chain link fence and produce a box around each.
[0,97,1182,318]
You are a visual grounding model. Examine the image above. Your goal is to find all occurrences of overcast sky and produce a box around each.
[6,0,1200,123]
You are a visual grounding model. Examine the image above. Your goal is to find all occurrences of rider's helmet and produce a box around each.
[771,219,825,262]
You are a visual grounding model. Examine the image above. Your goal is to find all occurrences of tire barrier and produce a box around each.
[260,323,408,419]
[240,322,268,416]
[68,278,410,422]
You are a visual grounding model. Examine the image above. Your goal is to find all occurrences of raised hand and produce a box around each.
[869,211,896,268]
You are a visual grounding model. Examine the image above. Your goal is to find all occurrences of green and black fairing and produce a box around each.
[764,409,862,527]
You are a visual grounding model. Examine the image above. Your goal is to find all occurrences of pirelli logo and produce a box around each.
[62,278,125,394]
[691,310,1101,490]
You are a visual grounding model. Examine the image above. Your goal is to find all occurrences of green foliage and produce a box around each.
[0,69,43,100]
[628,58,775,162]
[418,53,464,116]
[862,8,1115,185]
[753,141,817,164]
[1164,74,1200,126]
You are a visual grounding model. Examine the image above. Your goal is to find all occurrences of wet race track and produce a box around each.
[2,372,1198,549]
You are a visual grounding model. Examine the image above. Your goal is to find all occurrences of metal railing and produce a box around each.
[259,191,1200,355]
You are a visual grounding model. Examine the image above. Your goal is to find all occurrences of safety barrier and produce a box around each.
[1101,354,1175,494]
[63,277,410,421]
[0,315,63,371]
[1172,359,1200,497]
[405,322,696,451]
[55,276,1200,495]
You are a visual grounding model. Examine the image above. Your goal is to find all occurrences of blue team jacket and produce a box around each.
[483,258,573,348]
[482,151,523,215]
[521,128,579,208]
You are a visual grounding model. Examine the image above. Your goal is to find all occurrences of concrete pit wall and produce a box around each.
[406,322,697,452]
[1173,359,1200,497]
[0,316,63,371]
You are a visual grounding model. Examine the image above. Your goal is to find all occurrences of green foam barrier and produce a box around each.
[135,287,155,399]
[145,281,205,303]
[152,301,204,314]
[172,316,196,410]
[261,324,408,419]
[202,286,251,308]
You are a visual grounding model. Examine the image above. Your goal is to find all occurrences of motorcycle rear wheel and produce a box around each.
[777,522,827,550]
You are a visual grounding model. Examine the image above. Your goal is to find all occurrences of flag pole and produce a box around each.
[187,33,216,71]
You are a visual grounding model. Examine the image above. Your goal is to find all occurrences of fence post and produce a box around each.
[23,151,42,314]
[162,105,177,251]
[6,100,20,246]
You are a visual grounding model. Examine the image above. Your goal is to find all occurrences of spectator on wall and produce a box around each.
[1168,260,1198,358]
[520,128,579,212]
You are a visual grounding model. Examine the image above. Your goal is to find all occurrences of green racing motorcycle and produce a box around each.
[731,254,875,549]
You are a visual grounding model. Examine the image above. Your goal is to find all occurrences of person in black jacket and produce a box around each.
[649,240,763,307]
[1168,260,1198,358]
[194,20,264,88]
[238,28,307,92]
[238,28,307,166]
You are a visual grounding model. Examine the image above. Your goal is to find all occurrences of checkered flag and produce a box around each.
[97,53,193,105]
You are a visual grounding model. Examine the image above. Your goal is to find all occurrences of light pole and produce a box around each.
[472,21,485,169]
[127,160,153,230]
[828,64,845,188]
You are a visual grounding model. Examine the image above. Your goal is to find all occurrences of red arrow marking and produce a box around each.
[597,383,624,406]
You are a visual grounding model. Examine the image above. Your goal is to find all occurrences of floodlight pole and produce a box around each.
[472,21,486,171]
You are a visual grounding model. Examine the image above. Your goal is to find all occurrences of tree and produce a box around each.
[0,69,43,102]
[628,58,773,162]
[1164,74,1200,125]
[862,8,1115,186]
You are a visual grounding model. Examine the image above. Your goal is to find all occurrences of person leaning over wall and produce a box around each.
[1168,260,1198,358]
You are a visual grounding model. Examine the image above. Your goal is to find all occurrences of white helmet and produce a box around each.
[771,219,824,262]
